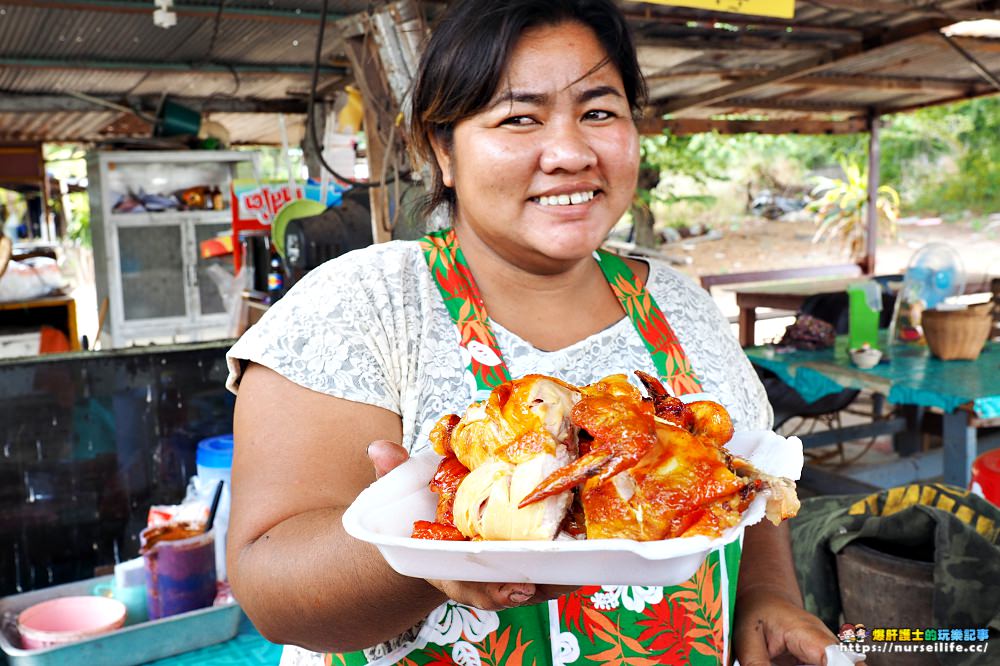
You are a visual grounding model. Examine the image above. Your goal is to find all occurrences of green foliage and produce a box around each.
[43,143,91,245]
[639,95,1000,224]
[807,156,900,260]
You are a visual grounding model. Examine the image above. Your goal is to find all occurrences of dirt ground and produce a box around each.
[663,214,1000,342]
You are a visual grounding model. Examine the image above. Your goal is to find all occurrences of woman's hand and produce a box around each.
[368,440,578,612]
[733,583,857,666]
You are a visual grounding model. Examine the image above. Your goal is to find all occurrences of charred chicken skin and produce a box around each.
[412,371,799,543]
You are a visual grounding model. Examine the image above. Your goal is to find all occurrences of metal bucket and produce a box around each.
[836,540,937,665]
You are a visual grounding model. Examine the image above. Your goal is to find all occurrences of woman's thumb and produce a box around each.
[367,440,409,478]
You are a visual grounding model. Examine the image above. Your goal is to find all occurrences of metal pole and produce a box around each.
[862,110,880,275]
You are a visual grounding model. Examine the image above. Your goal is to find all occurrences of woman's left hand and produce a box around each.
[733,583,846,666]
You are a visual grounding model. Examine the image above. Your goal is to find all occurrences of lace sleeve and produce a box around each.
[225,248,402,415]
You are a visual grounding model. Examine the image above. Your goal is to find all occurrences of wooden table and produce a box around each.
[746,338,1000,488]
[732,276,870,346]
[0,294,80,351]
[732,273,995,347]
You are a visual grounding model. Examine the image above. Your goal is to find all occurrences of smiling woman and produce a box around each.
[428,21,639,274]
[224,1,838,665]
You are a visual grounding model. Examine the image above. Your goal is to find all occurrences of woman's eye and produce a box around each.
[584,109,617,121]
[500,115,536,127]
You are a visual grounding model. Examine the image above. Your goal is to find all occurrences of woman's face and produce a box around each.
[432,20,640,271]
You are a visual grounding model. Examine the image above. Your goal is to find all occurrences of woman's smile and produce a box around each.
[431,19,640,271]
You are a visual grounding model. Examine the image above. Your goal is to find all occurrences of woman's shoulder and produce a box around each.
[304,239,427,284]
[642,258,709,300]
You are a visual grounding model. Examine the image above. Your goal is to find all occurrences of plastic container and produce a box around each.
[196,434,233,580]
[92,558,147,626]
[17,596,127,650]
[971,448,1000,507]
[140,524,217,620]
[847,281,881,351]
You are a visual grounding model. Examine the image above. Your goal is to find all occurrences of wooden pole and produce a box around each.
[861,110,880,275]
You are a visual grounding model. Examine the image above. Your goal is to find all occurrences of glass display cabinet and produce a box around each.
[87,151,259,348]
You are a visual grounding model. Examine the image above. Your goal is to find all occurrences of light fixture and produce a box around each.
[153,0,177,29]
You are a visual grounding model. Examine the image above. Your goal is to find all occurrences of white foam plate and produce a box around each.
[343,428,802,586]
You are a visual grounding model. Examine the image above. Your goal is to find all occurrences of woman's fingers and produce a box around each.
[367,440,409,478]
[734,589,852,666]
[427,579,538,611]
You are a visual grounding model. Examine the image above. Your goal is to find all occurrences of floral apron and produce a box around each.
[329,229,742,666]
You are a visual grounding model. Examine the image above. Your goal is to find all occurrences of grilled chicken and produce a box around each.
[418,375,581,540]
[414,371,800,543]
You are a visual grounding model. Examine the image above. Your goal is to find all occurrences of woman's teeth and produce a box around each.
[534,191,596,207]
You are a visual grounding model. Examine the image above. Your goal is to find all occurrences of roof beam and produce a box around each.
[709,97,868,112]
[653,16,955,114]
[0,94,309,114]
[636,35,828,52]
[918,33,1000,53]
[621,6,863,36]
[637,116,869,135]
[0,57,345,76]
[788,73,986,92]
[800,0,1000,22]
[647,70,985,93]
[0,0,347,25]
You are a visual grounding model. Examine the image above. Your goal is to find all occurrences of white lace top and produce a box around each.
[226,240,771,449]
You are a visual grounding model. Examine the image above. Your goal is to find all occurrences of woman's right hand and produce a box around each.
[367,440,580,612]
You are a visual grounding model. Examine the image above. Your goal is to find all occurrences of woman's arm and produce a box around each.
[733,521,846,665]
[229,364,551,653]
[228,363,445,652]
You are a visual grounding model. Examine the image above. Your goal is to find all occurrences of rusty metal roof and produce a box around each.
[0,0,999,143]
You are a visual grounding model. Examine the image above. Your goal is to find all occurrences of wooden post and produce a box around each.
[860,110,880,275]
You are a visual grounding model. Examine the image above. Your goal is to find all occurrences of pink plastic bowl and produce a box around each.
[17,596,127,650]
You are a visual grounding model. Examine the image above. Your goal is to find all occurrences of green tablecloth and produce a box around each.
[745,339,1000,418]
[145,612,280,665]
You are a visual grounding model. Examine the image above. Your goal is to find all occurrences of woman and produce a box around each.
[226,1,841,664]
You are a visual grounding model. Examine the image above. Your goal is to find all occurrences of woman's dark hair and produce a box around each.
[409,0,646,215]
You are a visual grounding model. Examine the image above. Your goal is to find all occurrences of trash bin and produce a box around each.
[836,540,935,666]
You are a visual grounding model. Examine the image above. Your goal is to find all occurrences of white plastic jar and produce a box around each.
[196,434,233,581]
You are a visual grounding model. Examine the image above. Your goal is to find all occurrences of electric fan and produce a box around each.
[890,243,965,342]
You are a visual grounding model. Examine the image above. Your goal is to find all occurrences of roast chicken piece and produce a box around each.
[521,371,799,540]
[411,452,470,541]
[414,371,799,543]
[417,375,582,541]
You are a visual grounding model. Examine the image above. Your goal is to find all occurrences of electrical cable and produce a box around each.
[309,0,396,188]
[206,0,228,60]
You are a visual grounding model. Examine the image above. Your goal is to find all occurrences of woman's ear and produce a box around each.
[428,131,455,188]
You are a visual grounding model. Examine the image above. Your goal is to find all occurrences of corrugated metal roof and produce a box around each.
[0,0,998,142]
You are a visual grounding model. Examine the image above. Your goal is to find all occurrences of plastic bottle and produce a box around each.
[196,434,233,581]
[847,281,882,351]
[268,255,284,296]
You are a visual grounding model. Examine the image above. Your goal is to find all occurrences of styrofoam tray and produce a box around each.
[343,429,803,586]
[0,576,241,666]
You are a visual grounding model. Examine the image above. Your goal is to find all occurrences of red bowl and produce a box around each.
[17,595,127,650]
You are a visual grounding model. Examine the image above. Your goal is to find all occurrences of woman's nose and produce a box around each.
[538,121,597,173]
